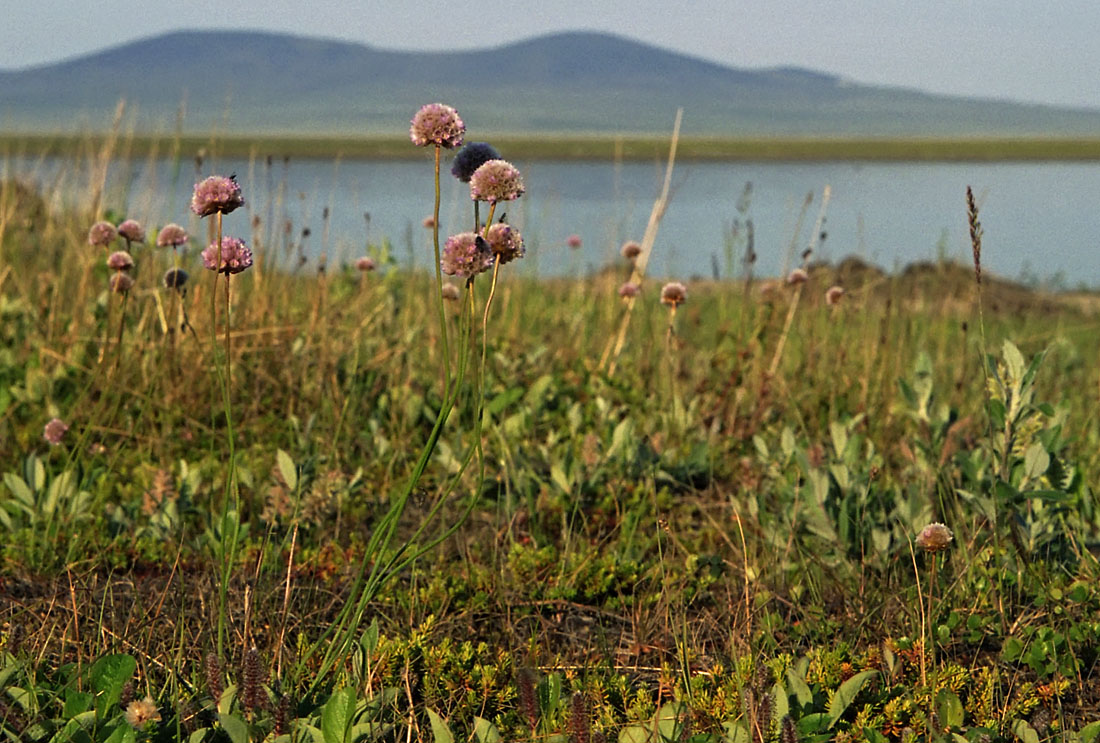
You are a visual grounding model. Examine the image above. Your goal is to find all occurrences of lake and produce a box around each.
[23,153,1100,286]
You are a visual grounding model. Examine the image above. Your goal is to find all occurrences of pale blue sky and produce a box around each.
[7,0,1099,109]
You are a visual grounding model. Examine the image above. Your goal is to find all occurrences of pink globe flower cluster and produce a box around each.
[409,103,466,149]
[88,221,117,248]
[156,223,189,248]
[469,159,525,204]
[660,282,687,308]
[191,175,245,217]
[441,232,494,279]
[117,219,146,244]
[202,236,253,274]
[105,244,136,294]
[484,223,525,265]
[43,417,68,446]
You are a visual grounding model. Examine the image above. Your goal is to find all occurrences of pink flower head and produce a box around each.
[110,272,135,294]
[469,159,524,204]
[566,234,582,249]
[43,418,68,445]
[441,282,461,302]
[409,103,465,149]
[355,256,376,272]
[825,285,845,306]
[156,223,189,248]
[106,250,134,272]
[191,175,245,217]
[916,522,954,553]
[660,281,687,308]
[484,222,525,265]
[117,219,145,244]
[441,232,494,278]
[621,241,642,261]
[202,236,253,274]
[786,268,809,285]
[618,281,641,298]
[88,221,117,248]
[422,215,437,229]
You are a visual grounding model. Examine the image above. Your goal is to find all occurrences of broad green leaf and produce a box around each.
[473,716,501,743]
[322,687,356,743]
[3,473,34,507]
[619,724,649,743]
[1002,340,1026,384]
[655,702,684,740]
[276,449,298,492]
[91,654,136,720]
[218,712,250,743]
[101,723,137,743]
[827,670,878,728]
[721,721,750,743]
[935,689,964,728]
[1012,719,1039,743]
[1079,720,1100,743]
[426,708,454,743]
[1024,443,1050,480]
[772,681,789,721]
[786,665,813,707]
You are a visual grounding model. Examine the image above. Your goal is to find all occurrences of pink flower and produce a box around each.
[618,282,641,298]
[469,160,524,204]
[156,223,189,248]
[620,241,642,261]
[43,418,68,445]
[117,219,146,244]
[786,268,809,285]
[409,103,465,149]
[88,221,117,248]
[106,250,134,272]
[356,256,376,272]
[202,236,253,274]
[191,175,245,217]
[441,232,493,278]
[825,285,845,306]
[110,272,135,294]
[484,223,525,265]
[566,234,582,249]
[660,282,687,308]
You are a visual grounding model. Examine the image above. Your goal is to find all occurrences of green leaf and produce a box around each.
[426,708,454,743]
[1002,340,1026,383]
[619,724,650,743]
[218,712,251,743]
[1078,720,1100,743]
[1002,636,1023,662]
[276,449,298,492]
[797,712,831,735]
[322,687,356,743]
[786,665,813,707]
[101,723,137,743]
[936,689,964,728]
[91,654,136,720]
[473,716,501,743]
[655,702,684,741]
[721,721,750,743]
[1012,719,1039,743]
[827,670,878,728]
[1024,443,1050,480]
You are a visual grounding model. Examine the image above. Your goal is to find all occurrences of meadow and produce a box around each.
[1,109,1100,742]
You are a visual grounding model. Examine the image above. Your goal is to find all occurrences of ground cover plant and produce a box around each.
[1,105,1100,742]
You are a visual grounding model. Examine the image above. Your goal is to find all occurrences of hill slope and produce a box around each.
[2,29,1100,136]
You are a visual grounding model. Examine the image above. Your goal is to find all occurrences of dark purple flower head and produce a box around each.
[106,250,134,272]
[110,272,135,294]
[451,142,501,182]
[43,417,68,445]
[163,268,189,289]
[88,221,118,248]
[117,219,146,243]
[202,236,253,274]
[484,223,525,265]
[441,232,494,279]
[191,175,245,217]
[410,103,465,149]
[469,159,524,204]
[156,223,189,248]
[660,281,687,308]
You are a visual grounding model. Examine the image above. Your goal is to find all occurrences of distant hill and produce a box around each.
[3,29,1100,136]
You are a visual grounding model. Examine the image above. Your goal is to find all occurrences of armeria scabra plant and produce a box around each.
[191,172,250,659]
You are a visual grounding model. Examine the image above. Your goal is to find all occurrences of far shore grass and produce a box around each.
[5,131,1100,161]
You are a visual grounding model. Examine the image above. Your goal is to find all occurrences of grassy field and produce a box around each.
[2,124,1100,742]
[6,132,1100,162]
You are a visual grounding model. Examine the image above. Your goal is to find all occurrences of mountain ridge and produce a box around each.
[2,29,1099,136]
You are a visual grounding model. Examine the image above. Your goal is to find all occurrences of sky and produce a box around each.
[5,0,1100,110]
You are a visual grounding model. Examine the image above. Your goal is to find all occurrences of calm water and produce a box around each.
[25,154,1100,286]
